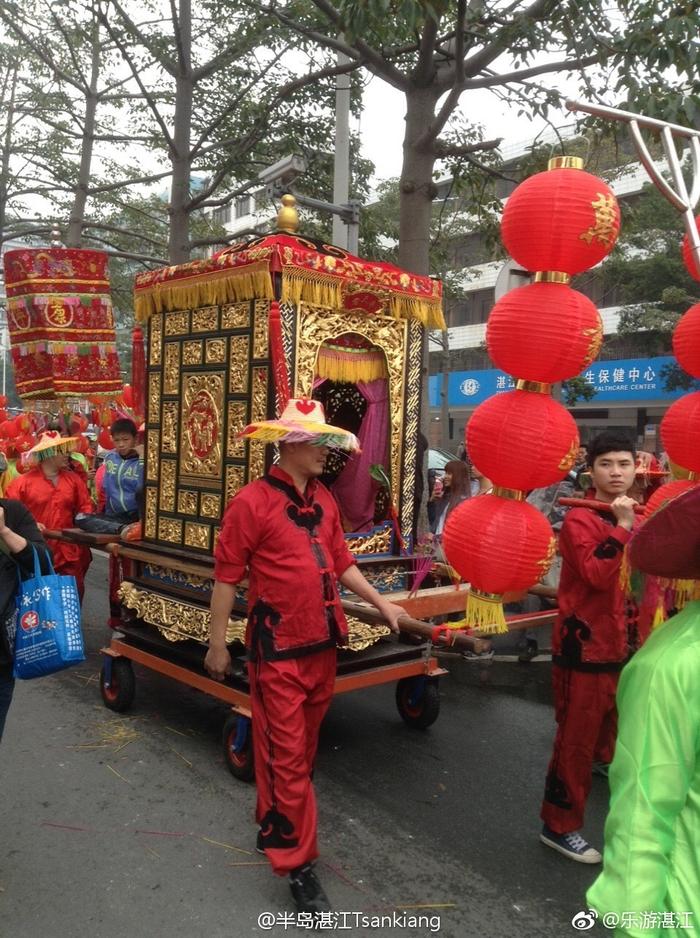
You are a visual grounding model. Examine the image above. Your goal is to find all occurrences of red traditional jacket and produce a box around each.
[553,497,638,670]
[5,468,93,571]
[214,465,356,661]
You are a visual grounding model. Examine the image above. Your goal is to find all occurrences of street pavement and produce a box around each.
[0,553,610,938]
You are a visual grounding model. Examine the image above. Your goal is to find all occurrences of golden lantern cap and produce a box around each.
[548,156,584,170]
[534,271,571,284]
[276,194,299,233]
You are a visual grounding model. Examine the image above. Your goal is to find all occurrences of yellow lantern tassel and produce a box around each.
[466,589,508,635]
[651,599,667,631]
[672,578,700,611]
[618,544,632,596]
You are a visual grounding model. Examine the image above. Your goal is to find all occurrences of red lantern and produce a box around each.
[660,391,700,474]
[672,303,700,378]
[15,433,34,454]
[467,390,579,490]
[644,479,697,517]
[443,495,555,632]
[486,282,602,383]
[98,428,114,450]
[501,161,620,275]
[680,219,700,281]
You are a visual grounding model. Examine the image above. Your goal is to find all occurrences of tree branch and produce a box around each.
[434,137,502,158]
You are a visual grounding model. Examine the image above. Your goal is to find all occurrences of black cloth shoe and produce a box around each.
[256,830,264,854]
[289,864,331,913]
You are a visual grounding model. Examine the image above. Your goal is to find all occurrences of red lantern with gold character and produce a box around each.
[660,391,700,475]
[672,303,700,378]
[467,390,579,490]
[487,282,603,383]
[443,496,555,633]
[501,158,620,275]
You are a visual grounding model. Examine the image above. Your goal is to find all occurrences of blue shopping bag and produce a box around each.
[12,548,85,680]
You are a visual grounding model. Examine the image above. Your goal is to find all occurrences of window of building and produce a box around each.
[212,205,231,225]
[449,288,495,326]
[235,195,252,218]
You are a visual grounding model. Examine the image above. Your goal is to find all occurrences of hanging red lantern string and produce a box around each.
[486,281,603,383]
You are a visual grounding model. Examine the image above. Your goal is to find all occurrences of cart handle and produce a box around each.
[558,497,645,515]
[341,599,491,654]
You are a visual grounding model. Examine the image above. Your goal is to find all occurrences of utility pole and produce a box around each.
[332,48,358,252]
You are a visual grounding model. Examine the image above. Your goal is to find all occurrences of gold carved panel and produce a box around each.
[158,517,183,544]
[200,493,221,519]
[192,306,218,332]
[159,459,176,511]
[248,366,268,483]
[184,521,210,551]
[229,335,250,394]
[222,302,250,330]
[148,372,161,424]
[119,582,243,645]
[183,340,203,365]
[162,402,178,454]
[149,314,162,366]
[146,429,160,482]
[178,489,198,515]
[179,371,224,482]
[226,464,245,502]
[253,300,269,358]
[145,487,158,539]
[227,401,248,458]
[164,343,180,394]
[205,338,227,364]
[400,319,423,542]
[295,303,406,513]
[345,526,393,555]
[164,310,189,336]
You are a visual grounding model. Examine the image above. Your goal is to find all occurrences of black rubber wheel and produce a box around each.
[222,713,255,782]
[395,677,440,729]
[100,658,136,713]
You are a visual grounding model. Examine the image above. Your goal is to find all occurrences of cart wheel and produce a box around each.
[100,658,136,713]
[395,677,440,729]
[222,713,255,782]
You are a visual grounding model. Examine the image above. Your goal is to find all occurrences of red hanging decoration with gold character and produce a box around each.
[3,247,122,400]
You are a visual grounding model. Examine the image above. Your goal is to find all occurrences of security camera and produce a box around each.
[258,154,308,186]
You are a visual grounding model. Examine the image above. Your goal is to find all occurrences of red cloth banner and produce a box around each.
[4,247,123,400]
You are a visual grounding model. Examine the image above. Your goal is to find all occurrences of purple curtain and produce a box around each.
[333,378,389,532]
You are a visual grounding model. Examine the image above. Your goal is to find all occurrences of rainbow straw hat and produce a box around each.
[238,398,359,451]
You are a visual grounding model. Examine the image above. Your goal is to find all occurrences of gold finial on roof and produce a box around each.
[276,194,299,233]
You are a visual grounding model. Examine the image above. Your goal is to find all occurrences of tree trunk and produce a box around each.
[399,86,442,533]
[168,0,193,264]
[65,15,101,248]
[397,86,440,276]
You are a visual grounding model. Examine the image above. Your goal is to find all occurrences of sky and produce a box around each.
[358,71,581,186]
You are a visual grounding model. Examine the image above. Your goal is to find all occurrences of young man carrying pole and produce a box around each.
[539,433,639,863]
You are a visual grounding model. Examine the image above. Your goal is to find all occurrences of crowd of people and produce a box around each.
[1,403,697,931]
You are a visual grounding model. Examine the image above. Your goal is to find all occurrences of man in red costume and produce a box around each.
[540,433,639,863]
[205,398,404,916]
[6,431,94,601]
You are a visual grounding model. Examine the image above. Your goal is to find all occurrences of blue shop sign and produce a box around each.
[429,356,697,407]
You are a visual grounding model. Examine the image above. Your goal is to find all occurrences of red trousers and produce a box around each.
[248,648,336,876]
[541,666,619,834]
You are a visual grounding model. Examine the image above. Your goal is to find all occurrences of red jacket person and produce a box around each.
[205,398,404,916]
[540,433,640,864]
